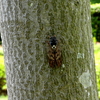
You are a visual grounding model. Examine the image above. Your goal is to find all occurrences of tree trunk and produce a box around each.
[0,0,99,100]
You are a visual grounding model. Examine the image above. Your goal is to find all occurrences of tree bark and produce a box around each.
[0,0,99,100]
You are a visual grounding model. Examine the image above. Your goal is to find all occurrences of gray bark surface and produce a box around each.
[0,0,98,100]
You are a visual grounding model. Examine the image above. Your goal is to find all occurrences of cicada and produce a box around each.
[47,36,62,68]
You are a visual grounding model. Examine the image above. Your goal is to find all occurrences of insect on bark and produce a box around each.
[47,36,62,68]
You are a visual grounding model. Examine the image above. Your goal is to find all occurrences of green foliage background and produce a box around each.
[91,4,100,42]
[91,0,100,4]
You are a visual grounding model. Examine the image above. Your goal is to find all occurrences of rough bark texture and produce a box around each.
[0,0,99,100]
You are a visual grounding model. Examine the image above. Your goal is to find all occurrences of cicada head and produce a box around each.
[50,36,58,49]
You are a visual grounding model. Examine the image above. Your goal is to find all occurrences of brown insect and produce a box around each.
[47,36,62,68]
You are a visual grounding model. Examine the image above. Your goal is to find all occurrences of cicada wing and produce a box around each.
[49,60,56,68]
[56,57,62,67]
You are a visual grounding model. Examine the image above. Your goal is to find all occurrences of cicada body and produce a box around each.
[47,36,62,68]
